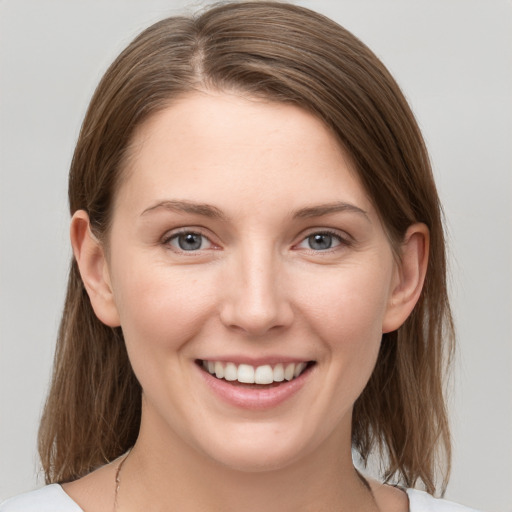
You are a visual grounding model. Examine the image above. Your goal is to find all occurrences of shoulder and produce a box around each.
[0,484,83,512]
[407,489,482,512]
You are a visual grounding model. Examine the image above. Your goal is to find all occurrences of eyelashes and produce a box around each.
[295,231,346,251]
[165,231,214,251]
[162,228,352,255]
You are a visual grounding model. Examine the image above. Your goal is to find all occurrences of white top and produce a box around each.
[0,484,482,511]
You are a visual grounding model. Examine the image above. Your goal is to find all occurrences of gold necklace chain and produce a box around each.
[113,451,130,512]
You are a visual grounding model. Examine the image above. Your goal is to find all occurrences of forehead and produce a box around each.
[115,91,373,217]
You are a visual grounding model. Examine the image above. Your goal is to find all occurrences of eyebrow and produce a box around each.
[293,202,369,220]
[141,199,368,222]
[141,200,227,220]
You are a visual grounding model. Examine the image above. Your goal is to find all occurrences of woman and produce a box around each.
[0,2,481,511]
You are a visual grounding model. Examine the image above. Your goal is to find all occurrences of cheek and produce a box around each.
[297,261,393,343]
[296,261,393,393]
[110,263,222,421]
[110,260,216,361]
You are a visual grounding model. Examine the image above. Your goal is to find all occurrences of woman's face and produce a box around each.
[100,92,404,471]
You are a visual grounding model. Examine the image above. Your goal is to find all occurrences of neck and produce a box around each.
[117,412,378,512]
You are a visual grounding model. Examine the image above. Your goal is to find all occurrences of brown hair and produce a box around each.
[39,1,454,495]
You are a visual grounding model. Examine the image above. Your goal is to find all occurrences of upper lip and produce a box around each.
[197,356,314,366]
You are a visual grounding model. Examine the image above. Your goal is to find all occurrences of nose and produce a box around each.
[219,245,294,337]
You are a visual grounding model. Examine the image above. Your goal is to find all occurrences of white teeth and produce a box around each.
[237,364,255,383]
[224,362,238,381]
[284,363,295,381]
[273,363,285,382]
[254,365,273,385]
[294,362,307,378]
[202,360,310,384]
[214,361,224,379]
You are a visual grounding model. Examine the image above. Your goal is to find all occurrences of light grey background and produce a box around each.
[0,1,511,511]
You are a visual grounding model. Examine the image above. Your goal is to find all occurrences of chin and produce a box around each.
[191,422,322,474]
[204,445,304,474]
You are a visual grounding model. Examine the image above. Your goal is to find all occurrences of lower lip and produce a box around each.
[198,364,312,410]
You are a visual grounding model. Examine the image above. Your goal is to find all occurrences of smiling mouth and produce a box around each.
[197,360,315,386]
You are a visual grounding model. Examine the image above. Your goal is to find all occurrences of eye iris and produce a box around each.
[308,233,332,250]
[178,233,202,251]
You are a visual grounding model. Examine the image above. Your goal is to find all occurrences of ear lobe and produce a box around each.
[70,210,120,327]
[382,223,429,333]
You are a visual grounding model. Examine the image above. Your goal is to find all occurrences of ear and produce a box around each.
[70,210,120,327]
[382,223,429,333]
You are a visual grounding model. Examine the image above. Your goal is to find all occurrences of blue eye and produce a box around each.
[168,232,211,251]
[308,233,336,250]
[298,232,343,251]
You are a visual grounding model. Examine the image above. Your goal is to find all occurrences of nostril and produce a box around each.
[218,271,294,336]
[219,306,294,337]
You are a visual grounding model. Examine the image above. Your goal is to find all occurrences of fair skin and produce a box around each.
[66,92,428,512]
